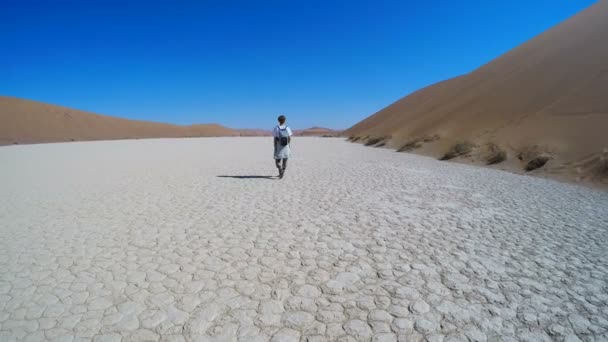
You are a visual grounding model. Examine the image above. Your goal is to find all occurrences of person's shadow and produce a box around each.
[217,175,276,180]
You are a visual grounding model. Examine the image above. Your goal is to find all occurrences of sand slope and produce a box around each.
[345,1,608,185]
[1,138,607,340]
[0,96,238,145]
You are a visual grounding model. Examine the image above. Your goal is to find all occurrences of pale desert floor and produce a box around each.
[1,137,607,342]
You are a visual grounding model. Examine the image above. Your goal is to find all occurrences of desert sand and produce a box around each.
[1,137,607,341]
[0,96,239,146]
[345,1,608,186]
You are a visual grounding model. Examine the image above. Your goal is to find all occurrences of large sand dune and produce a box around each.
[1,138,606,341]
[0,96,239,145]
[345,1,608,186]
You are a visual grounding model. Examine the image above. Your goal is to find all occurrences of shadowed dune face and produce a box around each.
[0,96,238,145]
[345,1,608,185]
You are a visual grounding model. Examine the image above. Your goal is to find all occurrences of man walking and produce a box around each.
[273,115,292,179]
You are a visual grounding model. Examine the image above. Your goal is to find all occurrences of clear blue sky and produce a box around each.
[1,1,596,129]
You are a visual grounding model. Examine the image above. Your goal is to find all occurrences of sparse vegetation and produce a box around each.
[599,157,608,174]
[440,141,474,160]
[485,144,507,165]
[397,135,439,152]
[517,146,544,162]
[593,153,608,177]
[423,134,440,142]
[364,136,389,147]
[398,139,422,152]
[364,137,383,146]
[525,155,551,171]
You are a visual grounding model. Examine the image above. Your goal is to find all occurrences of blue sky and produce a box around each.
[1,1,596,129]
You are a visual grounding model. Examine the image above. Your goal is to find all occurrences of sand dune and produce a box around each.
[295,127,342,137]
[236,128,273,136]
[235,127,342,137]
[0,96,341,143]
[0,96,238,145]
[345,1,608,186]
[1,138,606,340]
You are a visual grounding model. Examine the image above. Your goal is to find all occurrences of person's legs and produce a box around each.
[275,159,282,173]
[278,159,288,179]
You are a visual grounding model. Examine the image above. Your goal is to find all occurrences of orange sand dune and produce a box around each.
[345,1,608,186]
[0,96,238,145]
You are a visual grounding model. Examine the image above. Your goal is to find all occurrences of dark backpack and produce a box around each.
[278,126,289,146]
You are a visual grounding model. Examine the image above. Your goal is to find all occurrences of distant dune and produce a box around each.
[0,96,343,144]
[0,96,239,145]
[236,129,272,137]
[294,127,342,137]
[233,127,342,137]
[345,1,608,186]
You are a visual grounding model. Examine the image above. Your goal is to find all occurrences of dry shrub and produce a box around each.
[485,144,507,165]
[398,135,439,152]
[595,153,608,176]
[364,137,383,146]
[517,145,545,161]
[398,139,422,152]
[364,136,389,146]
[600,159,608,174]
[440,141,474,160]
[423,134,440,142]
[525,155,551,171]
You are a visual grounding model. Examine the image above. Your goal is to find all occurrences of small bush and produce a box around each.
[487,150,507,165]
[525,155,550,171]
[350,136,361,142]
[422,134,440,142]
[440,142,474,160]
[398,140,422,152]
[364,137,383,146]
[599,157,608,174]
[485,144,507,165]
[365,136,389,146]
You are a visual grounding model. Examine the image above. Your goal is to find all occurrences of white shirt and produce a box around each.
[272,125,293,137]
